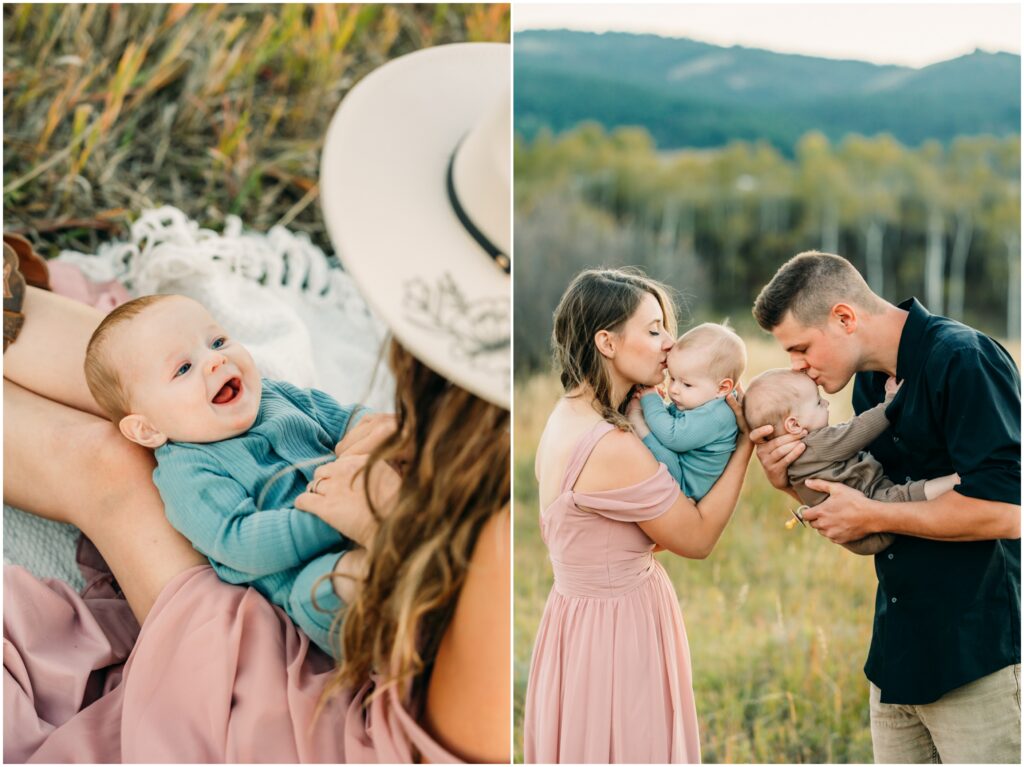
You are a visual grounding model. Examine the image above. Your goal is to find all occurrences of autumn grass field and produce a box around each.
[513,335,1020,763]
[3,3,509,255]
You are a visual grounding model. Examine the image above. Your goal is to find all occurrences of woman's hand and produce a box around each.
[295,414,401,547]
[295,453,400,547]
[625,395,650,438]
[750,424,806,492]
[725,383,749,437]
[334,411,401,460]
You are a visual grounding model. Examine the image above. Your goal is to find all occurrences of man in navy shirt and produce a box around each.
[751,251,1020,763]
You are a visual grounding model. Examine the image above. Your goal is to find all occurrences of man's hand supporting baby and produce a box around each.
[749,424,805,499]
[800,480,1020,543]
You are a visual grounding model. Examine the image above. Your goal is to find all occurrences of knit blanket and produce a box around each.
[4,207,394,589]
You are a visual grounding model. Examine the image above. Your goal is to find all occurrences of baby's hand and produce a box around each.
[636,385,659,398]
[331,548,368,604]
[884,376,902,397]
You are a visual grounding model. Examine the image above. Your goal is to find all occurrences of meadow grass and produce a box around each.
[3,4,509,256]
[513,336,1021,763]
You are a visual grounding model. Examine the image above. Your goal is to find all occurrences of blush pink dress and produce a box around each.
[3,559,459,763]
[523,420,702,763]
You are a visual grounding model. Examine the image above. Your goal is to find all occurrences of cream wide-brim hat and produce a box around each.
[320,42,511,410]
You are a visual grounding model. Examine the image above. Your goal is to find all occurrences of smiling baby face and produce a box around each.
[87,295,262,447]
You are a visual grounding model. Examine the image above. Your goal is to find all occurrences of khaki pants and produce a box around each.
[870,664,1021,763]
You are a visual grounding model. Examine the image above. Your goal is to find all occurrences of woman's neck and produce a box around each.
[609,378,632,411]
[566,380,630,415]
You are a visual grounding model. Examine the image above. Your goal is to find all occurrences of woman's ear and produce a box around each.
[717,378,735,396]
[594,329,616,360]
[783,415,804,436]
[119,414,168,448]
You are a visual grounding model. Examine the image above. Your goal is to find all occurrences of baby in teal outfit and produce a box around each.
[84,293,367,658]
[630,322,746,500]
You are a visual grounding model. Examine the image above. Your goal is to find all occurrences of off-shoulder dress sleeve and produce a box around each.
[573,463,681,523]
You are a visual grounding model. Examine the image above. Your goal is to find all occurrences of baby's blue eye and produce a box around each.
[175,362,191,378]
[211,337,226,350]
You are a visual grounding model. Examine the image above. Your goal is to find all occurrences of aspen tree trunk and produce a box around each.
[822,199,839,254]
[1007,233,1020,340]
[947,213,974,320]
[864,220,885,296]
[924,208,945,314]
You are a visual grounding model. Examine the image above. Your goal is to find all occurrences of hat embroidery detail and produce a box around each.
[403,273,509,376]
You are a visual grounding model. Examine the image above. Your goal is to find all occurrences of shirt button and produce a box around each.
[892,435,900,443]
[891,596,898,603]
[888,553,894,560]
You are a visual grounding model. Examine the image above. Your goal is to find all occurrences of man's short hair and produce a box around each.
[673,321,746,383]
[84,294,171,422]
[742,368,811,433]
[752,251,886,331]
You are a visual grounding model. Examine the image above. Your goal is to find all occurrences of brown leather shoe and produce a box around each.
[3,234,49,352]
[3,233,49,290]
[4,242,26,351]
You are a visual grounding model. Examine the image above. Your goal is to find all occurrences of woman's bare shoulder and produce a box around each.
[534,400,593,478]
[424,506,509,762]
[575,425,660,494]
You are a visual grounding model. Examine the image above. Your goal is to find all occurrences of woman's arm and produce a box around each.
[638,435,754,558]
[423,508,510,763]
[579,391,754,559]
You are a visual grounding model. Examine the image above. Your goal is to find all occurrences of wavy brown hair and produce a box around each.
[321,338,509,704]
[552,267,677,428]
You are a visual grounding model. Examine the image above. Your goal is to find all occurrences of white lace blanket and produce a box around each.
[4,207,395,589]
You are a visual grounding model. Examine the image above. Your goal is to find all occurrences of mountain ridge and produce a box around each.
[514,29,1021,151]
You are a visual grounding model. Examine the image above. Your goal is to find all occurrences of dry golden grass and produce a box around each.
[513,335,1020,763]
[3,3,509,255]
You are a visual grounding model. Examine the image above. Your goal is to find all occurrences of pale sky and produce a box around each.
[513,3,1022,68]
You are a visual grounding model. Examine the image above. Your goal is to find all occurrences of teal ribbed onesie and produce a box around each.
[153,378,365,657]
[640,392,738,501]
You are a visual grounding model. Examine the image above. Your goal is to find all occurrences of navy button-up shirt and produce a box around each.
[852,298,1021,704]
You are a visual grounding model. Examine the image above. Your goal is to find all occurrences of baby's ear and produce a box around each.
[717,378,735,396]
[119,414,168,448]
[782,415,804,436]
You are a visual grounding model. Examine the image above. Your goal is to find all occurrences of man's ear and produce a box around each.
[119,414,168,448]
[783,415,804,436]
[594,329,616,360]
[831,303,858,334]
[717,378,735,396]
